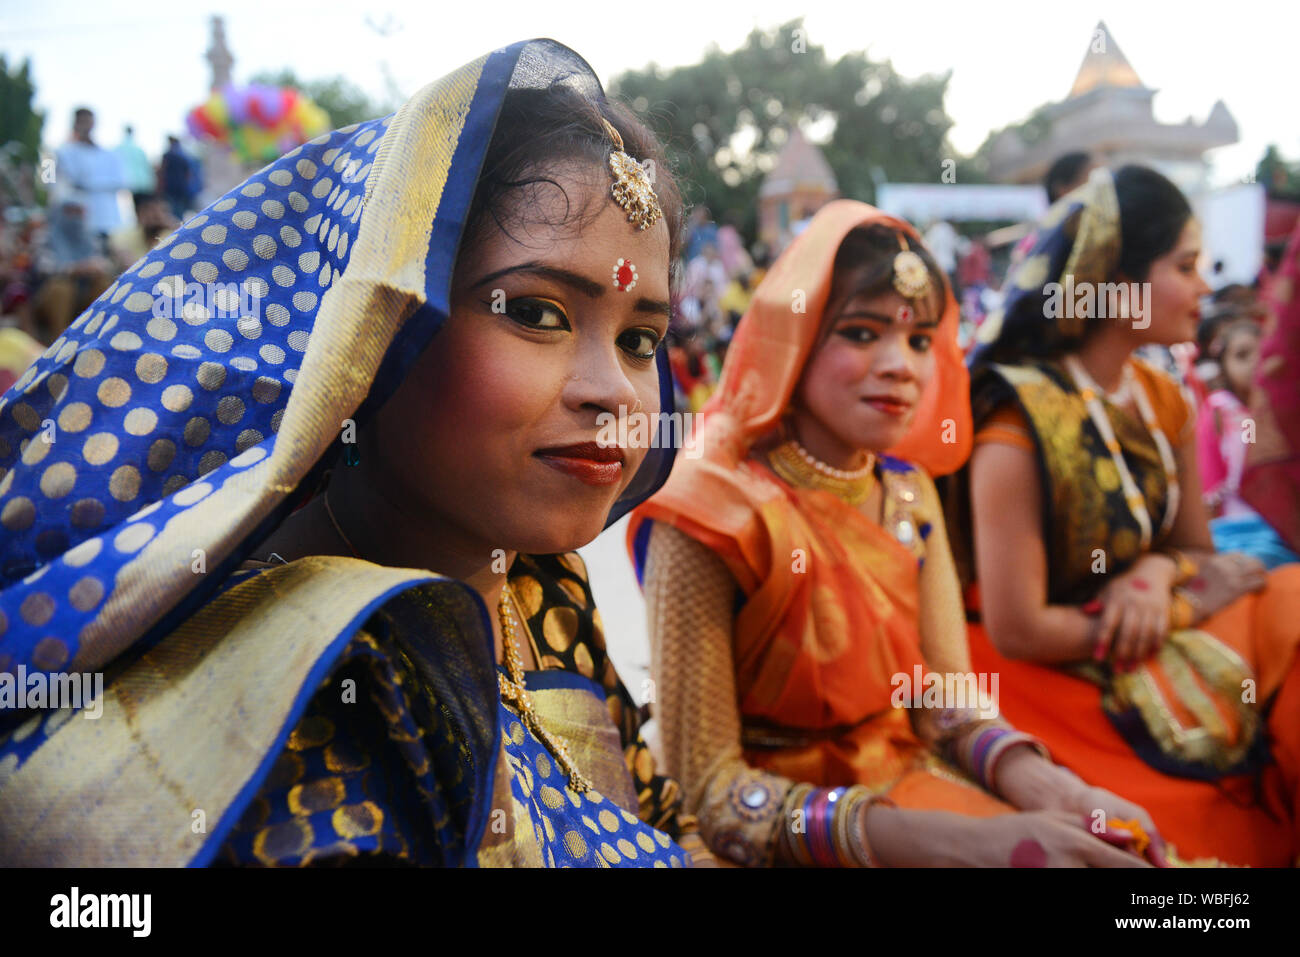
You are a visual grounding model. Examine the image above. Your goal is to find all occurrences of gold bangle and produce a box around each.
[777,783,816,867]
[1163,549,1199,588]
[846,791,896,867]
[1170,589,1196,631]
[832,790,860,867]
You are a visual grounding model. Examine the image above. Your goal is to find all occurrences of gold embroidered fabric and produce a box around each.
[905,468,1000,762]
[509,553,699,835]
[644,521,799,865]
[645,474,998,867]
[0,556,476,866]
[965,358,1177,603]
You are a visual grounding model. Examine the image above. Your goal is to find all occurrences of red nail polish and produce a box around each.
[1131,578,1149,591]
[1083,599,1103,615]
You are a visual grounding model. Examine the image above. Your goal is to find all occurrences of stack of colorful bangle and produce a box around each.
[777,784,891,867]
[965,724,1051,794]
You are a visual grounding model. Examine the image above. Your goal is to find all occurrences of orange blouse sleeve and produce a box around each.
[973,403,1036,453]
[1130,359,1195,446]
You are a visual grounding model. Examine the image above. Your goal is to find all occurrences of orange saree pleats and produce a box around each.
[965,564,1300,867]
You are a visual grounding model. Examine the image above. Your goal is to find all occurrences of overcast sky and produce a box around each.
[3,0,1295,186]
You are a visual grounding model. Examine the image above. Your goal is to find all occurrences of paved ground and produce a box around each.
[576,515,653,703]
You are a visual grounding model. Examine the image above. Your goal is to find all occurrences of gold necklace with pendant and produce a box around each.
[496,586,592,793]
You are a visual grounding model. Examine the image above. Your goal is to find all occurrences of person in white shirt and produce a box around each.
[53,108,125,243]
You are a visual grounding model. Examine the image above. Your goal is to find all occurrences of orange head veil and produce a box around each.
[691,199,971,476]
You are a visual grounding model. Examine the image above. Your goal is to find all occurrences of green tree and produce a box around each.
[610,19,962,237]
[249,69,393,130]
[0,56,45,164]
[1256,144,1300,197]
[969,104,1052,181]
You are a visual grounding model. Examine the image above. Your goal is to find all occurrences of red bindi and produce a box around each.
[613,258,638,292]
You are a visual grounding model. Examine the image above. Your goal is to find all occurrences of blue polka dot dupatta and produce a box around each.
[0,39,677,865]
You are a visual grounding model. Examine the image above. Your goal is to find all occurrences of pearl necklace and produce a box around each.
[1064,356,1180,548]
[768,439,877,505]
[790,438,875,480]
[496,587,592,793]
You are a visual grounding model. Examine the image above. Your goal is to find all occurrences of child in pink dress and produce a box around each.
[1198,318,1299,566]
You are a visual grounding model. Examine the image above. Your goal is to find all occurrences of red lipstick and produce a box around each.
[861,394,913,416]
[534,441,625,487]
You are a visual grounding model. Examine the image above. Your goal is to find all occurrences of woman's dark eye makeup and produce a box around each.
[836,320,933,353]
[619,328,661,361]
[501,296,569,330]
[491,295,663,360]
[836,322,879,344]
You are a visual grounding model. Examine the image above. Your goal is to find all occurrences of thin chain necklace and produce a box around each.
[321,486,363,559]
[768,438,876,505]
[1064,355,1179,547]
[497,587,592,793]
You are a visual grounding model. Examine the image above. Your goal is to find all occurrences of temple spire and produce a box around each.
[206,15,234,91]
[1068,21,1143,98]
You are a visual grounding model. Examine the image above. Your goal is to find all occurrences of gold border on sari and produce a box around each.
[0,556,453,866]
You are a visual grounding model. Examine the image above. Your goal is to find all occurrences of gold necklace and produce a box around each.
[768,439,876,505]
[317,491,589,790]
[496,587,592,793]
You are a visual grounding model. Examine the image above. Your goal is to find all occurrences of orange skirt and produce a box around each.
[967,564,1300,866]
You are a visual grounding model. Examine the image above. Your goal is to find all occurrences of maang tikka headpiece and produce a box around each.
[601,117,663,231]
[892,234,932,302]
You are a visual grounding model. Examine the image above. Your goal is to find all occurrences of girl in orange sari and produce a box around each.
[960,165,1300,866]
[628,201,1164,867]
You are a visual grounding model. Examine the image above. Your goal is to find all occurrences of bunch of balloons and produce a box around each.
[186,84,331,164]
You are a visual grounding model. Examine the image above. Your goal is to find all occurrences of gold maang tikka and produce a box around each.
[892,235,932,301]
[601,117,662,231]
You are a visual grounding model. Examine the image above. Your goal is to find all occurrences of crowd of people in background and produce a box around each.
[0,109,1294,561]
[657,149,1297,571]
[663,153,1118,417]
[0,107,202,386]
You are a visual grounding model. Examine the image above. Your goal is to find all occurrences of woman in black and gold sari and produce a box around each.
[0,40,706,867]
[957,165,1300,866]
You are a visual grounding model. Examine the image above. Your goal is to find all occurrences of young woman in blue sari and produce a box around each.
[0,40,707,867]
